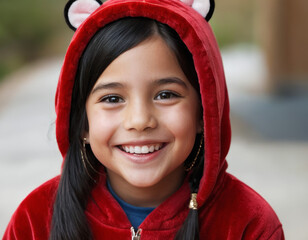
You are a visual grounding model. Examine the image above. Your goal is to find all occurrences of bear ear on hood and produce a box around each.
[64,0,102,31]
[180,0,215,21]
[64,0,215,31]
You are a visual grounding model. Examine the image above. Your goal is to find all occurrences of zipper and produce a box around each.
[131,226,142,240]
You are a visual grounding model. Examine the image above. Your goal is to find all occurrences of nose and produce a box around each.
[123,100,158,132]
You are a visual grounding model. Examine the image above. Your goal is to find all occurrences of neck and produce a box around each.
[107,167,186,207]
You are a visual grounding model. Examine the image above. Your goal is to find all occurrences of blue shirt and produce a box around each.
[107,181,155,230]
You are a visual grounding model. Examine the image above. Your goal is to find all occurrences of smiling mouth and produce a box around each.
[118,143,165,155]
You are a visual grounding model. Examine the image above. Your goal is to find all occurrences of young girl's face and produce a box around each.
[85,36,201,202]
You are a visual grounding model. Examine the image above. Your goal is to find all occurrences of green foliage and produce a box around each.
[0,0,71,81]
[211,0,256,47]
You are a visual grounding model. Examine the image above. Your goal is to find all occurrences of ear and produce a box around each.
[64,0,102,31]
[180,0,215,21]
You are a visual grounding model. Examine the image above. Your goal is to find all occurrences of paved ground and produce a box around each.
[0,59,61,234]
[0,48,307,239]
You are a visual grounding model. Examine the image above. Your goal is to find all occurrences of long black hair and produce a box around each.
[50,17,203,240]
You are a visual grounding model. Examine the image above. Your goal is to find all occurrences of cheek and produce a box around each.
[158,102,200,163]
[86,109,121,166]
[161,102,200,137]
[87,108,120,145]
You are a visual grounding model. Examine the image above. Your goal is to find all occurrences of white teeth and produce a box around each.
[141,146,148,153]
[130,146,134,153]
[135,146,141,154]
[122,144,162,154]
[149,145,154,152]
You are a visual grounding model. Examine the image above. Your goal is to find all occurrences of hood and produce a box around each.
[55,0,231,208]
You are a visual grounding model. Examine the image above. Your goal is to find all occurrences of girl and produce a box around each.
[3,0,284,239]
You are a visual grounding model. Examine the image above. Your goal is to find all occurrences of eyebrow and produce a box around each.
[153,77,188,89]
[91,82,124,94]
[91,77,188,94]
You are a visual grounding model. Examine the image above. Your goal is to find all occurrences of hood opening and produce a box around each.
[56,0,231,207]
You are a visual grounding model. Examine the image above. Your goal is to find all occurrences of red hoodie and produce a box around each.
[3,0,284,239]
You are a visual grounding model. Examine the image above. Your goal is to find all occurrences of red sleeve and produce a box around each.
[268,226,284,240]
[2,177,59,240]
[199,173,285,239]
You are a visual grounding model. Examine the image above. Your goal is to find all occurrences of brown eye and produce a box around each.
[155,91,180,100]
[100,95,124,103]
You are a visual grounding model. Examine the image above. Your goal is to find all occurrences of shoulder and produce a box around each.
[227,174,284,239]
[222,173,280,220]
[15,176,60,214]
[199,173,284,239]
[3,176,60,240]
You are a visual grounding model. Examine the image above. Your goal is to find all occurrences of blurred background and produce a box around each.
[0,0,307,238]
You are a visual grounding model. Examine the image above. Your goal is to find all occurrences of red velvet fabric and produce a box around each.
[3,0,284,239]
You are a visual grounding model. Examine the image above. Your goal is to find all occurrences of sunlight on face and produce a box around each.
[85,36,201,206]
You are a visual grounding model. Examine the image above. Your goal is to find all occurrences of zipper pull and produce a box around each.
[131,227,142,240]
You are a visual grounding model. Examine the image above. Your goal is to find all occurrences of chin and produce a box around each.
[127,178,160,188]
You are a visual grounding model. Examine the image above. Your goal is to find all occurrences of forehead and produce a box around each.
[94,36,189,86]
